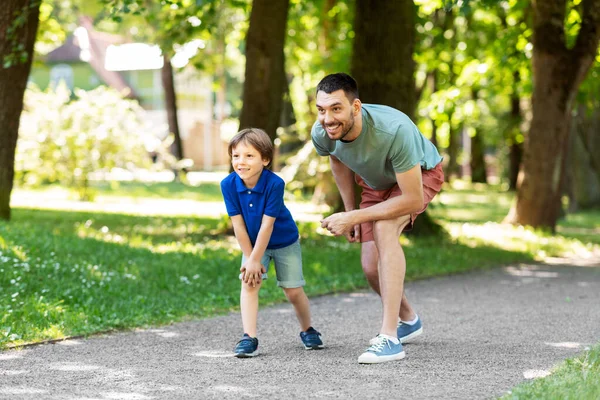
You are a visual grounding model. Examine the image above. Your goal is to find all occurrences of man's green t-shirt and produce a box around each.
[311,104,443,190]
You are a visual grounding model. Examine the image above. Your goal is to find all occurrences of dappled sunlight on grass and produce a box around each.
[446,222,599,260]
[2,181,599,349]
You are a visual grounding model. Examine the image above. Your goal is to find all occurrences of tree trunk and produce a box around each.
[350,0,442,237]
[428,71,438,148]
[509,0,600,231]
[470,129,487,183]
[507,72,523,191]
[350,0,416,118]
[238,0,290,144]
[0,0,41,221]
[161,54,184,161]
[569,104,600,209]
[446,119,460,181]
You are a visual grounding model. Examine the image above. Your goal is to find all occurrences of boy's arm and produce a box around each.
[230,215,253,258]
[243,215,275,287]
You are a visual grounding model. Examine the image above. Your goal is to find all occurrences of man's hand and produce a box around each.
[240,260,265,287]
[321,211,359,241]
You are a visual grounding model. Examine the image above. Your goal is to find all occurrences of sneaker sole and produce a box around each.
[358,350,406,364]
[399,327,423,343]
[234,351,258,358]
[303,344,325,350]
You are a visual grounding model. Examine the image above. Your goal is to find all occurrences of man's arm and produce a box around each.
[329,155,360,241]
[330,155,356,211]
[321,164,424,236]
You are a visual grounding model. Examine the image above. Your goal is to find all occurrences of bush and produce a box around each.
[16,84,155,200]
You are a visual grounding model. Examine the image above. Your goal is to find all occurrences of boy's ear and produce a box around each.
[262,158,270,166]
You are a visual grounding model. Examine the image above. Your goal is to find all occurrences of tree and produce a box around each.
[350,0,416,118]
[0,0,41,221]
[238,0,290,143]
[508,0,600,231]
[349,0,443,236]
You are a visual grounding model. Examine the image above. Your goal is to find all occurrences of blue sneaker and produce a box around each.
[234,333,258,358]
[358,335,405,364]
[300,327,324,349]
[397,316,423,343]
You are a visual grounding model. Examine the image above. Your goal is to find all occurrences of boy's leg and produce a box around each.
[282,287,311,331]
[272,240,310,329]
[239,253,271,337]
[240,281,261,337]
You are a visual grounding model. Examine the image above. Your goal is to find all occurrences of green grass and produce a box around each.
[501,343,600,400]
[1,182,598,365]
[14,180,225,202]
[0,206,537,348]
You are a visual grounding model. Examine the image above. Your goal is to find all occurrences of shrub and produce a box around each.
[16,84,155,200]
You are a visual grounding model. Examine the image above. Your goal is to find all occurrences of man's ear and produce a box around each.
[352,98,362,115]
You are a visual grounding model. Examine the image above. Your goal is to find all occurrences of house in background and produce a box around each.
[28,17,229,171]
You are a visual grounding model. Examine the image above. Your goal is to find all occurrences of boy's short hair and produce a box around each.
[228,128,273,166]
[316,73,359,102]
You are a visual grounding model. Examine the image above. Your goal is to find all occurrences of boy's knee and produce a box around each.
[241,281,262,292]
[283,287,303,303]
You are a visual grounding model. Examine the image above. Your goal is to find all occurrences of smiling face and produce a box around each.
[231,141,269,188]
[316,89,362,141]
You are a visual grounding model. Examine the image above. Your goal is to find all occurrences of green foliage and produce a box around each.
[3,0,42,68]
[286,0,354,134]
[0,205,532,349]
[15,84,153,200]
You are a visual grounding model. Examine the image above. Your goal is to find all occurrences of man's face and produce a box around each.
[316,89,359,141]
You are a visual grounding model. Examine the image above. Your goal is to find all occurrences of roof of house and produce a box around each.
[46,17,138,98]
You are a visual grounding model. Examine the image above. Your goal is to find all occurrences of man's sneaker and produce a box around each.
[397,316,423,343]
[234,333,259,358]
[300,327,324,349]
[358,335,405,364]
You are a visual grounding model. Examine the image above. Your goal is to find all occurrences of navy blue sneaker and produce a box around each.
[234,333,258,358]
[358,335,405,364]
[397,316,423,343]
[300,327,324,350]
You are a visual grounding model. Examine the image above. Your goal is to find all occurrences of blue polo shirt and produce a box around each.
[220,169,299,249]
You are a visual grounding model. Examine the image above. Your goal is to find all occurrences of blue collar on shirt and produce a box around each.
[234,169,268,193]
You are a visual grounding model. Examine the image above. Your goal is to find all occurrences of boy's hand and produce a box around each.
[241,260,265,287]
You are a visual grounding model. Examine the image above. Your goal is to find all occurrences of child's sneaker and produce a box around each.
[358,334,405,364]
[234,333,259,358]
[300,327,324,350]
[397,316,423,343]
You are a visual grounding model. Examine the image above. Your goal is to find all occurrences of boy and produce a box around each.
[220,128,324,358]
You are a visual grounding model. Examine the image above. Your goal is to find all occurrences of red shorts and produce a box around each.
[355,162,444,242]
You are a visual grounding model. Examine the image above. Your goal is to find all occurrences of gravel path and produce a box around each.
[1,259,599,400]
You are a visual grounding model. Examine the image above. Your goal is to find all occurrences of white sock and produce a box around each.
[379,334,399,344]
[401,315,419,325]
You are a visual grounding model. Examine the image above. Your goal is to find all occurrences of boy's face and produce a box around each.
[231,141,269,188]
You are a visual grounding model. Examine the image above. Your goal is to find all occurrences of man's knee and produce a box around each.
[373,215,411,239]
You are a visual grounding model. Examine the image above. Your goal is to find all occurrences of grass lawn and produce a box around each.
[501,343,600,400]
[1,181,599,397]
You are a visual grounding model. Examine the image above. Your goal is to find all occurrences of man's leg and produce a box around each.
[361,240,416,322]
[371,215,412,337]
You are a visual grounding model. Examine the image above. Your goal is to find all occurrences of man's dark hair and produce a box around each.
[316,73,359,102]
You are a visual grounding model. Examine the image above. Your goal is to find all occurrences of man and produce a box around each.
[312,73,444,364]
